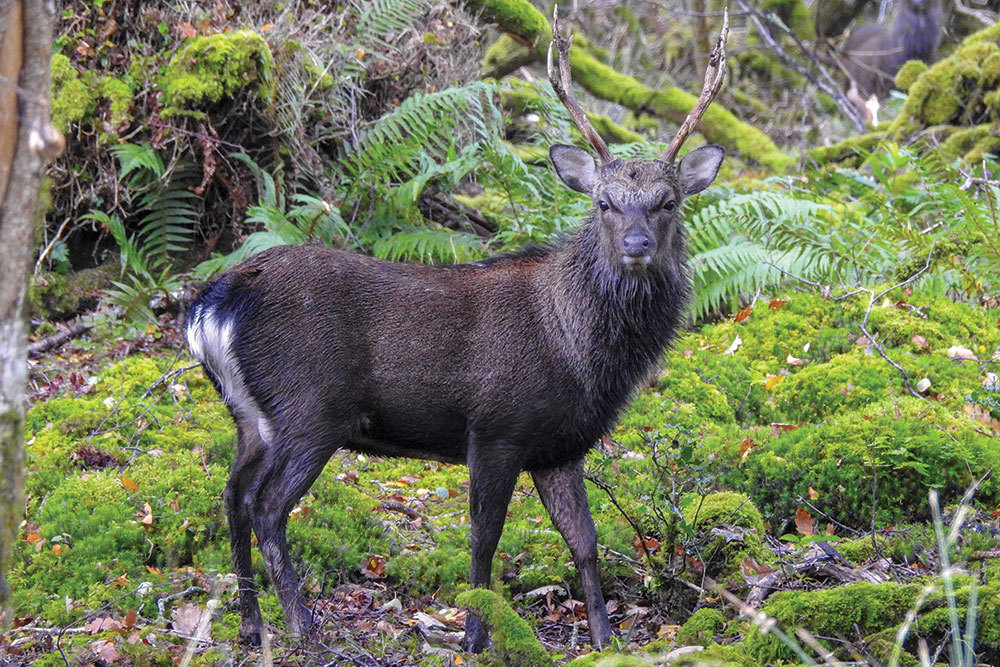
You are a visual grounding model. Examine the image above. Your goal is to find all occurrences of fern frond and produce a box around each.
[109,142,165,184]
[355,0,433,47]
[371,228,485,263]
[344,82,502,189]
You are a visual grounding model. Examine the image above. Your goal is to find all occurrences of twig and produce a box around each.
[585,473,652,561]
[737,0,866,132]
[156,586,210,621]
[380,500,434,531]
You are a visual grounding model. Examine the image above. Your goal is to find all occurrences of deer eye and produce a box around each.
[663,199,677,211]
[598,200,610,211]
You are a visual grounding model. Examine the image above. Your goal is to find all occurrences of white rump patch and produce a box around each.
[188,303,268,438]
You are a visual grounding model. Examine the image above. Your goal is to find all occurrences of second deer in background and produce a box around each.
[843,0,943,101]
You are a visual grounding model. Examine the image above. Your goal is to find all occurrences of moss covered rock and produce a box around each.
[161,30,274,118]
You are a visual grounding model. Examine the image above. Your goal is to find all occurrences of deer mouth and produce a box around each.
[621,254,653,267]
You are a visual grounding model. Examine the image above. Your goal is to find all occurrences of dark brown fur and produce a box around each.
[187,146,723,650]
[844,0,943,99]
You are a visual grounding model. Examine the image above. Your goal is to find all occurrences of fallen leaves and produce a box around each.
[794,507,815,536]
[170,602,204,636]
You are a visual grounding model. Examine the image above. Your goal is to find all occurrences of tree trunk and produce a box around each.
[0,0,61,628]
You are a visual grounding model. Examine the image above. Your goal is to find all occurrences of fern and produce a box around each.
[344,81,502,188]
[83,143,201,324]
[355,0,433,46]
[371,227,484,263]
[193,156,349,279]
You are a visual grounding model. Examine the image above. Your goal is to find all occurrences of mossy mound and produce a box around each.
[890,22,1000,142]
[160,30,274,118]
[682,492,767,581]
[50,54,135,138]
[456,589,553,667]
[676,607,727,647]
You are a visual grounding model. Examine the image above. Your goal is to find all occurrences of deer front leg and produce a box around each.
[463,437,523,652]
[531,458,613,649]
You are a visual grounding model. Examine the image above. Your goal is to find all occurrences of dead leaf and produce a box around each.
[124,609,137,628]
[764,374,783,391]
[912,334,928,350]
[90,639,122,663]
[52,544,62,554]
[141,503,154,527]
[768,299,787,310]
[723,334,742,356]
[84,617,123,633]
[770,422,800,435]
[361,554,387,579]
[171,602,204,635]
[807,486,820,500]
[915,377,932,393]
[795,507,815,536]
[176,22,197,39]
[25,532,42,545]
[734,306,752,323]
[826,523,836,536]
[964,403,1000,430]
[741,557,776,577]
[855,336,871,346]
[738,438,756,460]
[786,354,805,366]
[119,476,139,493]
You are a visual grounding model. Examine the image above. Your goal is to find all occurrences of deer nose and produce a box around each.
[622,232,651,257]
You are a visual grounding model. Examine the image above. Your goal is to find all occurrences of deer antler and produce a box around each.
[547,6,615,165]
[661,9,730,164]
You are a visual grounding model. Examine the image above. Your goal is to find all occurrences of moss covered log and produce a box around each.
[465,0,793,170]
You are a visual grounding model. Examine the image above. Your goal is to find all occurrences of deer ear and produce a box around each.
[550,144,598,194]
[678,145,725,196]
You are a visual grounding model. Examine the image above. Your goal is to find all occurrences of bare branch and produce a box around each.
[738,0,868,132]
[547,6,614,164]
[662,8,729,163]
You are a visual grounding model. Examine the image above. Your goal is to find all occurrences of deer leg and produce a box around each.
[224,421,267,644]
[247,425,338,639]
[531,458,612,649]
[463,437,523,652]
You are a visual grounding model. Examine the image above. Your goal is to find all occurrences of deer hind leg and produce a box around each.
[245,421,341,639]
[463,435,524,652]
[531,457,612,649]
[224,420,267,644]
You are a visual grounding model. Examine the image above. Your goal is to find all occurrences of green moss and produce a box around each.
[588,113,644,144]
[763,0,814,40]
[891,23,1000,136]
[894,60,927,93]
[160,30,274,118]
[746,581,921,663]
[681,492,767,581]
[483,34,529,74]
[463,0,550,47]
[456,589,554,666]
[677,607,727,647]
[99,77,134,128]
[50,53,97,133]
[806,131,888,167]
[940,125,1000,164]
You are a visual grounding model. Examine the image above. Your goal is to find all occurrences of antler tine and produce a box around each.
[547,6,615,165]
[662,8,730,164]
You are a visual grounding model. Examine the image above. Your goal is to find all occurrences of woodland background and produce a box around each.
[3,0,1000,665]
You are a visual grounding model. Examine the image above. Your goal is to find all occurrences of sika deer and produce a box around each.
[187,10,728,651]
